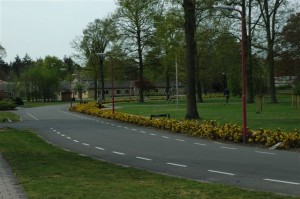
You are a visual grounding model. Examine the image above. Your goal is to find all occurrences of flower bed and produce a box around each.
[70,102,300,149]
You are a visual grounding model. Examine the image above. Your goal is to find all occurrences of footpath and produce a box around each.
[0,153,27,199]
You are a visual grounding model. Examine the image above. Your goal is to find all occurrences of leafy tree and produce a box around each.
[279,12,300,82]
[115,0,162,103]
[74,18,115,100]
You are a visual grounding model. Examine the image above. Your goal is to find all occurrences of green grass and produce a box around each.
[0,128,298,199]
[0,111,19,122]
[115,96,300,132]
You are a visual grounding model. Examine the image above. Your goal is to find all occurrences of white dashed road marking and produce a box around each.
[162,136,170,139]
[255,151,275,155]
[73,140,79,143]
[221,146,237,150]
[194,143,207,146]
[136,157,152,161]
[113,151,125,155]
[95,147,105,151]
[140,131,147,134]
[82,143,90,146]
[264,179,300,185]
[166,163,187,168]
[208,170,235,176]
[176,139,185,142]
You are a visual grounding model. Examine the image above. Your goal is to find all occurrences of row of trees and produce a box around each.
[1,0,299,119]
[70,0,299,119]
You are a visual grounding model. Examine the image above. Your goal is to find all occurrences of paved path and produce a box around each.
[0,154,27,199]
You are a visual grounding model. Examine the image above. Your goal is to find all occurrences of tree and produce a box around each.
[183,0,199,119]
[0,44,6,59]
[279,12,300,80]
[115,0,162,103]
[77,18,115,100]
[256,0,288,103]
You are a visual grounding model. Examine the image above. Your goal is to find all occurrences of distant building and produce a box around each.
[0,80,13,100]
[274,76,297,87]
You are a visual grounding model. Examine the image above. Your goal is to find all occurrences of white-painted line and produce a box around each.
[82,143,90,146]
[111,124,115,126]
[136,157,152,161]
[95,147,105,151]
[66,137,71,139]
[106,123,110,125]
[131,129,137,131]
[194,143,207,146]
[113,151,125,155]
[117,126,122,128]
[57,132,61,135]
[52,129,57,132]
[27,113,39,121]
[50,128,53,130]
[62,148,71,152]
[140,131,147,134]
[73,140,79,143]
[176,139,185,142]
[166,163,187,168]
[213,142,223,145]
[208,170,235,176]
[61,134,65,137]
[221,146,237,150]
[255,151,275,155]
[150,133,157,136]
[162,136,170,139]
[264,178,300,185]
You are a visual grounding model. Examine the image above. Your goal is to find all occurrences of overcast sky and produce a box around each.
[0,0,117,63]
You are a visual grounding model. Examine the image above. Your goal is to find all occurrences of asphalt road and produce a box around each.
[3,104,300,196]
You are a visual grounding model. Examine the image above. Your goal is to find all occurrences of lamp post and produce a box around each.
[97,53,115,114]
[215,5,247,143]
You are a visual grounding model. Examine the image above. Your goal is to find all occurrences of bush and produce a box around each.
[70,102,300,150]
[11,97,24,105]
[0,100,16,110]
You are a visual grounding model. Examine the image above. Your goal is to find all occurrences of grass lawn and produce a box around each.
[115,95,300,132]
[0,111,19,122]
[0,128,298,199]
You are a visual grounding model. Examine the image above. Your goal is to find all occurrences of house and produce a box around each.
[0,80,13,100]
[70,78,185,100]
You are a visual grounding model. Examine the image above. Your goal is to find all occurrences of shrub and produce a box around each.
[0,100,16,110]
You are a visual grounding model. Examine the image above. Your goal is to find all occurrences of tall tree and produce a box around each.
[115,0,161,103]
[183,0,199,119]
[73,17,115,100]
[256,0,287,103]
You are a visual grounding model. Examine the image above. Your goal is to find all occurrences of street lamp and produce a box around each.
[97,53,115,114]
[214,5,247,143]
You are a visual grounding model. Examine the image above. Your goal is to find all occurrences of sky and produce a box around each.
[0,0,117,63]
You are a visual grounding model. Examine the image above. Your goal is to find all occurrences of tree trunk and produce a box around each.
[94,77,97,100]
[137,29,144,103]
[268,48,278,103]
[100,60,105,101]
[196,79,203,103]
[243,0,254,103]
[183,0,199,119]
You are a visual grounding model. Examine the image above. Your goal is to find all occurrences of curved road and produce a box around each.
[4,104,300,196]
